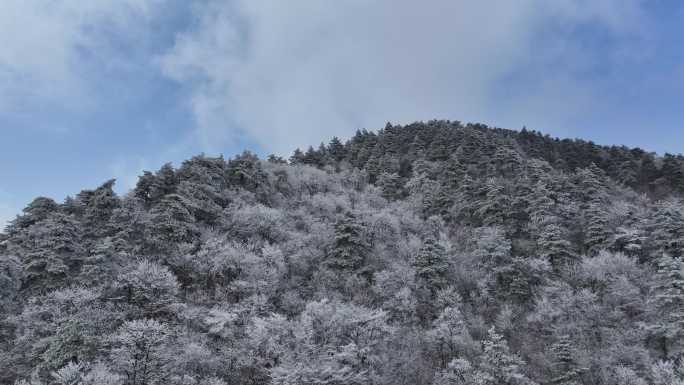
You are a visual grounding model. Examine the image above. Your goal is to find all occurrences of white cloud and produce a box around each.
[161,0,648,155]
[0,0,163,115]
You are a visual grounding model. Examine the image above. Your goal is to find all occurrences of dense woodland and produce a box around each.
[2,121,684,385]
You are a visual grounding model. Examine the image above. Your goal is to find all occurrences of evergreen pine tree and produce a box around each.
[611,226,646,257]
[436,156,468,217]
[576,164,608,205]
[79,180,120,240]
[480,327,537,385]
[538,223,576,268]
[267,154,287,164]
[78,237,128,287]
[7,197,60,233]
[147,194,198,253]
[328,212,370,272]
[0,254,21,312]
[661,154,684,193]
[490,145,523,178]
[428,127,454,161]
[290,148,305,164]
[227,151,271,201]
[584,200,611,256]
[648,255,684,359]
[458,127,485,168]
[328,136,346,162]
[406,169,441,219]
[638,154,659,189]
[475,178,511,227]
[413,237,449,324]
[493,257,549,304]
[413,237,449,294]
[550,335,584,384]
[365,148,384,183]
[20,213,84,295]
[301,146,321,167]
[650,199,684,258]
[350,130,377,168]
[442,156,467,192]
[377,172,403,201]
[451,173,477,224]
[134,163,177,206]
[527,182,556,226]
[408,134,427,160]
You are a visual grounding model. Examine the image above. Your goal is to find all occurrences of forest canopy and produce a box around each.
[2,121,684,385]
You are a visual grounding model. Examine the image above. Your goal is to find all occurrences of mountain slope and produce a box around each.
[1,121,684,385]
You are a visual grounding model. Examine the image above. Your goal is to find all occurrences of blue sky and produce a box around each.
[1,0,683,228]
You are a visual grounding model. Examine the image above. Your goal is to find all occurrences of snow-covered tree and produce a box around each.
[270,299,391,385]
[20,212,84,295]
[81,363,123,385]
[479,327,537,385]
[549,335,583,384]
[475,178,511,227]
[432,358,486,385]
[114,259,179,315]
[327,212,370,273]
[537,223,575,268]
[413,237,449,294]
[147,194,198,251]
[583,200,611,256]
[649,198,684,258]
[648,255,684,359]
[427,305,473,368]
[651,360,684,385]
[134,163,177,207]
[78,237,128,287]
[377,172,403,201]
[110,319,170,385]
[0,254,21,311]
